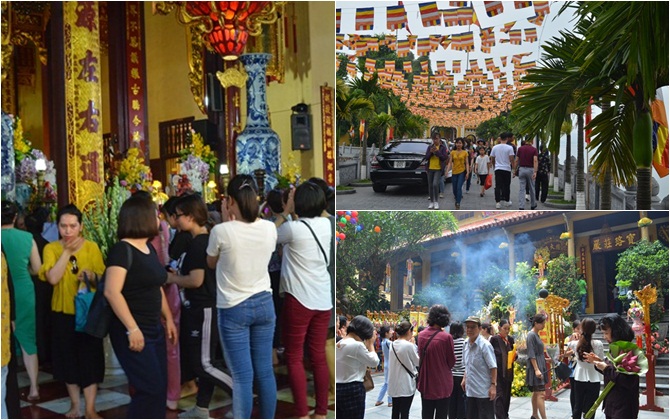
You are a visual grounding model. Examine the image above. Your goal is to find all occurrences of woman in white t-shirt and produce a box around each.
[571,318,604,419]
[275,182,333,419]
[475,146,491,198]
[206,175,277,419]
[388,321,419,419]
[336,316,379,419]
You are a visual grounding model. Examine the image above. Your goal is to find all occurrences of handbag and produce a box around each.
[484,173,493,190]
[299,220,328,264]
[74,272,96,332]
[363,368,374,392]
[554,361,572,381]
[84,242,133,339]
[416,329,440,385]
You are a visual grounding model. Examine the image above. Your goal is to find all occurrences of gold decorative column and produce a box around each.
[63,2,104,209]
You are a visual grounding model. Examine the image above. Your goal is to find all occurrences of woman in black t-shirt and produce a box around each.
[105,194,178,419]
[166,194,231,419]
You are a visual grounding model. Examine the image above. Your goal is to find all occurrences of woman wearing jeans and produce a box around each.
[276,182,333,419]
[206,175,278,419]
[446,138,470,210]
[424,133,448,210]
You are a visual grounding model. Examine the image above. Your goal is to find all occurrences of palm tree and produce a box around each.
[370,112,396,149]
[566,1,669,209]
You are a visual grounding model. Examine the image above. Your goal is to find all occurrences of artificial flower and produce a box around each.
[637,217,652,227]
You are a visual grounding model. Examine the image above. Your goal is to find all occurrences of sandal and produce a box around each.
[374,401,383,407]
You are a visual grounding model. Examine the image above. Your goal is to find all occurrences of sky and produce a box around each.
[336,1,669,200]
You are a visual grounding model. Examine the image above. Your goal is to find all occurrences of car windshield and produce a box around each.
[382,141,428,154]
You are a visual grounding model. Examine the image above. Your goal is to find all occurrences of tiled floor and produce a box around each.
[16,365,335,419]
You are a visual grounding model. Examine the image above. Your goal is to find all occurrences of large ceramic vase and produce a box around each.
[236,53,280,193]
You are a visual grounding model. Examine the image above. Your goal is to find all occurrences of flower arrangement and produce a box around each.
[179,130,217,174]
[637,217,653,228]
[118,147,152,191]
[151,180,169,206]
[511,362,530,397]
[275,152,302,189]
[650,331,669,354]
[585,341,648,418]
[560,231,572,240]
[179,154,209,193]
[12,116,32,162]
[82,176,130,260]
[627,300,643,321]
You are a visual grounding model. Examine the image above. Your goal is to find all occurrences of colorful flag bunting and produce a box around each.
[346,62,357,77]
[417,38,431,56]
[484,1,504,17]
[652,99,669,177]
[514,1,533,9]
[443,9,459,27]
[397,40,410,57]
[403,61,413,73]
[385,60,395,72]
[450,1,469,6]
[500,21,516,33]
[527,13,545,25]
[456,7,474,25]
[453,60,462,73]
[437,61,446,73]
[500,56,507,67]
[367,39,379,51]
[420,60,429,72]
[441,35,452,49]
[485,57,495,71]
[470,59,480,72]
[407,35,418,49]
[534,1,550,16]
[336,9,341,33]
[355,40,367,57]
[336,34,344,49]
[387,5,408,30]
[419,2,442,27]
[525,28,537,42]
[355,7,375,30]
[509,29,522,45]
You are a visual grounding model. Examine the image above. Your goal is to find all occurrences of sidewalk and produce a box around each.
[364,371,668,419]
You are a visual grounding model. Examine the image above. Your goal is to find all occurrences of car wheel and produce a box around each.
[372,183,387,193]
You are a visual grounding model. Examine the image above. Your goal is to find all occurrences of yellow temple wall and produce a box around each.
[144,3,204,161]
[16,58,44,154]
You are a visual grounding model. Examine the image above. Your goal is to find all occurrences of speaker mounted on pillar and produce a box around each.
[291,103,312,151]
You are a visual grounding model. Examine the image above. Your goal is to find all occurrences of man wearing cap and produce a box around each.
[461,316,497,419]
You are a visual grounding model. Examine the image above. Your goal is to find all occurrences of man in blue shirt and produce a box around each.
[462,316,497,419]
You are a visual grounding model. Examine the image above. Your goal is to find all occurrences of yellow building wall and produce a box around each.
[16,53,44,155]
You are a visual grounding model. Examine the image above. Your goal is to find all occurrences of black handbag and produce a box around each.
[84,242,133,338]
[554,361,572,381]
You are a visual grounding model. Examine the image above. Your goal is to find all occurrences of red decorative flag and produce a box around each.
[534,1,550,16]
[514,1,532,9]
[355,7,375,30]
[525,28,537,42]
[336,9,341,33]
[652,99,669,177]
[418,2,441,27]
[509,29,522,45]
[484,1,504,17]
[387,5,408,30]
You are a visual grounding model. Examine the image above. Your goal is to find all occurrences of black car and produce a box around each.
[370,139,450,193]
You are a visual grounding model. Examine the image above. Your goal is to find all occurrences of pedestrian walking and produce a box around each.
[448,321,467,419]
[515,139,538,210]
[535,145,551,203]
[388,321,419,419]
[489,319,515,419]
[461,316,497,419]
[417,305,456,419]
[489,133,515,209]
[526,314,549,419]
[474,147,491,198]
[446,138,470,210]
[425,133,448,209]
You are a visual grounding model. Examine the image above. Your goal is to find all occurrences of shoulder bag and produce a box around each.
[363,368,375,392]
[416,329,440,385]
[299,220,327,264]
[392,341,417,387]
[74,272,97,332]
[84,242,133,338]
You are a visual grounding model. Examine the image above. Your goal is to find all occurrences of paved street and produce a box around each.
[337,175,561,211]
[364,370,669,419]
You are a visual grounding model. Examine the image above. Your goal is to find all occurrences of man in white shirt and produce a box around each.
[489,133,516,209]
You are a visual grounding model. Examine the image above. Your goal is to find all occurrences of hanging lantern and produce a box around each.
[172,1,277,60]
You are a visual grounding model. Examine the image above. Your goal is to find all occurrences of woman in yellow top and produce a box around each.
[446,138,470,209]
[39,204,105,419]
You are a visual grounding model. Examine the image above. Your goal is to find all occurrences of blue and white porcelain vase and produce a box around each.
[236,53,280,193]
[1,111,16,200]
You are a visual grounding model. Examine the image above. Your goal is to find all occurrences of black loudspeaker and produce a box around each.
[291,104,312,151]
[192,119,218,148]
[207,73,223,112]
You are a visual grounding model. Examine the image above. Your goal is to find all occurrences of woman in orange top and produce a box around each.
[446,138,470,209]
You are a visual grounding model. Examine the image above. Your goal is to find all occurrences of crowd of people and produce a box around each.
[1,174,336,419]
[425,132,552,211]
[335,306,640,419]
